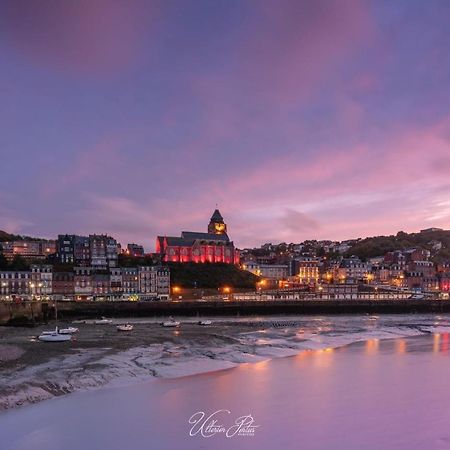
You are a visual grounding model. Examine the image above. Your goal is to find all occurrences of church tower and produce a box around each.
[208,209,227,235]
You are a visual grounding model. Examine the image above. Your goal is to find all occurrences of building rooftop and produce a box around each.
[210,209,224,223]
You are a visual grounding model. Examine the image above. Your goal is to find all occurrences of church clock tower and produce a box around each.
[208,209,227,235]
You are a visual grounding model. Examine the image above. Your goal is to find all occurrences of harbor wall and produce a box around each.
[0,301,48,325]
[2,299,450,325]
[55,299,450,318]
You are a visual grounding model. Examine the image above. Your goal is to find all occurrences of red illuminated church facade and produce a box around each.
[156,210,239,264]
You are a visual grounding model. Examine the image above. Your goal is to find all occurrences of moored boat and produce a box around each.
[38,301,72,342]
[161,317,180,327]
[117,324,134,332]
[198,320,212,326]
[59,327,79,334]
[38,329,72,342]
[94,317,113,325]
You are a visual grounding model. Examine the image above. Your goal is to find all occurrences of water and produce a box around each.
[2,315,450,449]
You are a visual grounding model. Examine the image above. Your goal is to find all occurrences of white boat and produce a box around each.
[94,317,113,325]
[117,324,133,332]
[161,317,180,327]
[59,327,79,334]
[39,302,71,342]
[198,320,212,326]
[38,328,72,342]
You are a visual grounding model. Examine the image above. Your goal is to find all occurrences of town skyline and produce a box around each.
[1,1,450,248]
[0,220,446,254]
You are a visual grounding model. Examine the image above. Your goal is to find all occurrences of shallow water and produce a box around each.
[2,319,450,449]
[1,314,450,410]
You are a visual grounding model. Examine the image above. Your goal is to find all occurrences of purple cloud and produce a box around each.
[1,0,450,249]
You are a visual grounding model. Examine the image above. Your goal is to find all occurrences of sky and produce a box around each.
[1,0,450,250]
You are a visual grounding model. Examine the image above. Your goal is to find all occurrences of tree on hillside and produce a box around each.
[9,255,29,271]
[0,253,8,270]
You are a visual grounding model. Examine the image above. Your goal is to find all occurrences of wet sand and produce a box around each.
[0,317,262,410]
[2,334,450,450]
[1,314,449,411]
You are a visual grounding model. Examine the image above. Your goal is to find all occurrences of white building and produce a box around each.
[242,262,289,280]
[30,265,52,298]
[338,257,371,282]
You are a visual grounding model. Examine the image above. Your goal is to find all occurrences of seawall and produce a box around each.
[54,299,450,319]
[2,299,450,325]
[0,301,48,325]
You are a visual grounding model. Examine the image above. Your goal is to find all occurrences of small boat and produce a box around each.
[38,328,71,342]
[38,301,71,342]
[59,327,79,334]
[198,320,212,326]
[161,317,180,327]
[117,324,133,332]
[94,317,113,325]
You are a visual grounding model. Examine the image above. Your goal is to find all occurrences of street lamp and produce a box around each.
[318,285,323,299]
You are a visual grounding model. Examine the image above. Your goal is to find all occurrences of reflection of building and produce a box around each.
[156,209,239,264]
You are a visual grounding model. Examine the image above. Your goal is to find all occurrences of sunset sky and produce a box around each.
[1,0,450,249]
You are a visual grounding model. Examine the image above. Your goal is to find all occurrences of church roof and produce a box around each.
[181,231,229,242]
[164,236,190,246]
[157,232,230,248]
[210,209,224,223]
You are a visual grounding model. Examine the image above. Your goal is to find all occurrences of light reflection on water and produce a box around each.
[360,333,450,355]
[396,339,406,354]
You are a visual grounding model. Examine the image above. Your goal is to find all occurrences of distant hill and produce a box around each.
[344,230,450,262]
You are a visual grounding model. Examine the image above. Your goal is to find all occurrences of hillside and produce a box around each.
[344,230,450,261]
[0,230,49,242]
[168,262,259,289]
[0,230,15,242]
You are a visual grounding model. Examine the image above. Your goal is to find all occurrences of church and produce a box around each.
[156,209,240,264]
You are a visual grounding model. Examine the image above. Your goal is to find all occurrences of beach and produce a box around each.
[1,314,450,449]
[0,314,446,410]
[2,332,450,449]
